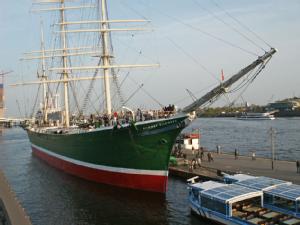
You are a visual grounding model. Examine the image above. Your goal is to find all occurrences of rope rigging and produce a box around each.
[210,0,273,49]
[217,56,273,109]
[137,1,259,57]
[167,37,220,82]
[192,0,267,52]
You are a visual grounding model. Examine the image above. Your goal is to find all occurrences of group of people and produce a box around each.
[234,148,256,160]
[163,104,175,112]
[188,147,215,172]
[73,105,179,129]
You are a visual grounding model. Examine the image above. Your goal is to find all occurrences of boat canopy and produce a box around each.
[200,183,262,204]
[236,176,291,191]
[190,180,227,191]
[264,184,300,201]
[223,173,257,183]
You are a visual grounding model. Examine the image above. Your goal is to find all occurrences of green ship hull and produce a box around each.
[27,115,188,193]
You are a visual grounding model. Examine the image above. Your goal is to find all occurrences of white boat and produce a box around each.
[237,112,275,120]
[188,177,300,225]
[224,174,300,219]
[176,129,200,150]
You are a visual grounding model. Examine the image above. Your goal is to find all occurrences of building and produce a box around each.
[267,98,300,111]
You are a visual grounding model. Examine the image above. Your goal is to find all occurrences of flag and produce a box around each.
[221,69,224,81]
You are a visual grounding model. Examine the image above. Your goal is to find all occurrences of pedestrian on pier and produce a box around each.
[207,152,213,162]
[234,149,239,160]
[197,157,202,168]
[189,160,194,172]
[296,160,300,173]
[196,148,200,158]
[216,145,221,154]
[192,158,197,170]
[200,147,204,160]
[252,151,256,160]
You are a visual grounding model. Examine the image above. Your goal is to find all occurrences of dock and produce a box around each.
[0,170,32,225]
[0,118,24,128]
[169,151,300,184]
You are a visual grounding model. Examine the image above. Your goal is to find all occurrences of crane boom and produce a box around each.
[182,48,277,113]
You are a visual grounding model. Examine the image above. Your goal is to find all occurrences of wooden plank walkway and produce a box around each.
[0,170,32,225]
[169,151,300,184]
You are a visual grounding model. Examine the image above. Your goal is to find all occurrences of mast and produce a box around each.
[13,0,158,120]
[182,48,277,113]
[40,21,48,123]
[60,0,70,127]
[100,0,112,115]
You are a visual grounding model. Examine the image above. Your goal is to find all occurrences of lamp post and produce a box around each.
[270,127,276,170]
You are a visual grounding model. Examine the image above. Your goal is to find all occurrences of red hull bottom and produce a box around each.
[32,146,168,193]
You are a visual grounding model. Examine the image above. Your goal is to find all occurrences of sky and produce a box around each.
[1,0,300,117]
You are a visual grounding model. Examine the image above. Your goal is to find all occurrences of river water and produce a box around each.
[185,117,300,161]
[0,117,299,225]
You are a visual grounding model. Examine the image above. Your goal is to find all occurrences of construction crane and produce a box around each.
[0,70,13,77]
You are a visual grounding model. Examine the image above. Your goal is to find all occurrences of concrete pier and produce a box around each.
[169,151,300,184]
[0,170,32,225]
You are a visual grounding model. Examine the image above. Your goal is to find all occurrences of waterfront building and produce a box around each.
[267,98,300,111]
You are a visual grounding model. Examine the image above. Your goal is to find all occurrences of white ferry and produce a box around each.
[188,177,300,225]
[224,174,300,220]
[237,112,275,120]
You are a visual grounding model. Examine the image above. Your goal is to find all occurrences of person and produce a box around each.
[252,151,256,160]
[297,160,300,173]
[207,152,213,162]
[191,146,195,155]
[217,145,221,154]
[196,148,200,158]
[112,111,118,126]
[200,148,204,160]
[210,152,214,162]
[189,160,194,172]
[197,157,201,168]
[207,152,211,162]
[192,158,197,170]
[234,149,238,160]
[136,108,142,121]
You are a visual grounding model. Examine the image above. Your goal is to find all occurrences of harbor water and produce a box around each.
[0,117,299,225]
[186,117,300,161]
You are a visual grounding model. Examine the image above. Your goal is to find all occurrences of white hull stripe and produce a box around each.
[31,144,168,177]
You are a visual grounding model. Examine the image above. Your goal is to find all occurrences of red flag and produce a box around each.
[221,69,224,81]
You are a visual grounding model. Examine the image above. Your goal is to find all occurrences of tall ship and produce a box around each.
[14,0,277,193]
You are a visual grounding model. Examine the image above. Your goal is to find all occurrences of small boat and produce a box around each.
[188,177,300,225]
[224,174,300,219]
[237,112,275,120]
[176,129,200,150]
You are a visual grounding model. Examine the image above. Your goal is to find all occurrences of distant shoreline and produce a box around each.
[198,111,300,118]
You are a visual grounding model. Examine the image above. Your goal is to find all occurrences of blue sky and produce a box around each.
[1,0,300,117]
